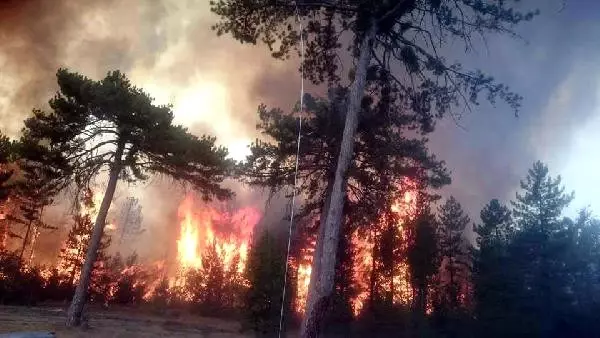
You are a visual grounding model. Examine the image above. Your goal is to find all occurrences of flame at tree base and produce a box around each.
[294,181,418,316]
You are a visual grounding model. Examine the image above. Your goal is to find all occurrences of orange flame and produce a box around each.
[294,235,316,314]
[294,180,418,316]
[174,194,260,274]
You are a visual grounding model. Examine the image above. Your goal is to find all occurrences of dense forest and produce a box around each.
[1,71,599,337]
[0,1,598,338]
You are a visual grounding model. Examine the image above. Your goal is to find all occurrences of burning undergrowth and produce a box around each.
[0,190,263,314]
[0,181,422,319]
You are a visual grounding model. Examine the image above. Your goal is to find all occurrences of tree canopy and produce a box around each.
[211,0,538,114]
[17,68,236,326]
[20,69,234,201]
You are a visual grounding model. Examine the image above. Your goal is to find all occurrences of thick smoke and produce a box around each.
[2,0,600,261]
[0,0,298,262]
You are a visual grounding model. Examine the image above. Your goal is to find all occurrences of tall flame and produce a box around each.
[174,194,260,274]
[176,196,204,270]
[294,181,418,316]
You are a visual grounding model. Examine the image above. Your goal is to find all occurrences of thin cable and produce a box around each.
[278,9,304,338]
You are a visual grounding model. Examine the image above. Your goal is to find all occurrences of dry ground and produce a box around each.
[0,305,255,337]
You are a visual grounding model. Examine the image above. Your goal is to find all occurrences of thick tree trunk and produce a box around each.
[300,22,376,338]
[66,143,124,327]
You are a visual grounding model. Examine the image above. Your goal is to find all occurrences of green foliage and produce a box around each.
[211,0,537,112]
[511,161,574,234]
[472,162,600,337]
[0,250,45,305]
[243,230,287,336]
[185,243,246,317]
[20,69,234,201]
[244,88,449,234]
[474,199,512,247]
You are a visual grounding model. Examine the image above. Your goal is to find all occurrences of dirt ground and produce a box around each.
[0,305,254,337]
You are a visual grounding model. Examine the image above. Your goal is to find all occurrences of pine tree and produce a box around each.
[472,199,515,338]
[437,196,470,312]
[211,1,538,333]
[0,132,15,202]
[507,161,574,336]
[512,161,573,234]
[244,89,449,334]
[474,199,512,247]
[244,230,287,336]
[407,205,439,315]
[58,189,111,288]
[19,69,234,326]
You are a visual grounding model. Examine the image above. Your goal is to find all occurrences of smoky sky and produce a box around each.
[430,0,600,221]
[1,0,600,258]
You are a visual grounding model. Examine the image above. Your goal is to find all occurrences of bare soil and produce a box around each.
[0,305,252,337]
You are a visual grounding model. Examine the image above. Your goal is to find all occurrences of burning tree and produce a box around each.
[19,69,235,326]
[2,135,65,264]
[243,86,449,326]
[168,194,260,314]
[212,1,538,335]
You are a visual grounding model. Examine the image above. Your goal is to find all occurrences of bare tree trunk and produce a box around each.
[66,143,124,327]
[19,219,33,265]
[300,22,376,338]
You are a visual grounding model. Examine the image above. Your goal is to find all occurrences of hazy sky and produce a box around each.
[1,0,599,247]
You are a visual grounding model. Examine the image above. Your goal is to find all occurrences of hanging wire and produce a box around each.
[278,5,305,338]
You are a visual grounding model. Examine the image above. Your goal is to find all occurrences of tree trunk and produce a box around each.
[300,22,376,338]
[66,143,124,327]
[19,219,33,265]
[368,236,377,309]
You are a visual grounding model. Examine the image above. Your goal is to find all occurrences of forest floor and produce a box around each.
[0,305,257,337]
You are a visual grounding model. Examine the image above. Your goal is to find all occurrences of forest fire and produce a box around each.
[294,235,316,314]
[294,182,418,316]
[170,194,260,287]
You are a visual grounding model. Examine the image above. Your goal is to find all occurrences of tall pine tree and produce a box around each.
[244,230,287,336]
[407,204,439,315]
[472,199,514,338]
[211,2,537,334]
[437,196,470,312]
[508,161,573,336]
[20,69,234,326]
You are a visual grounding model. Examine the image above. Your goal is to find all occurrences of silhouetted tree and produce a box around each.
[407,205,439,315]
[243,88,448,334]
[436,196,470,312]
[506,161,573,336]
[19,69,234,326]
[0,132,15,203]
[244,230,287,337]
[472,199,514,338]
